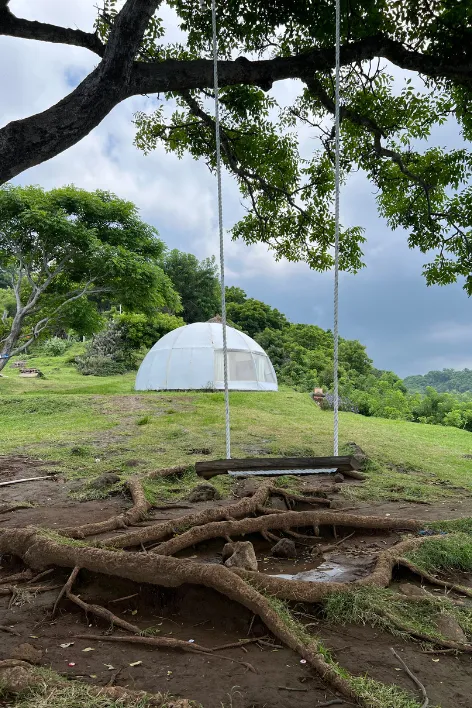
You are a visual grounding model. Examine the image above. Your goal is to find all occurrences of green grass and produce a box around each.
[1,350,471,502]
[0,666,178,708]
[323,585,472,643]
[406,532,472,574]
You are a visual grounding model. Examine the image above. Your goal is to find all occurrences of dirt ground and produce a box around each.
[1,456,472,707]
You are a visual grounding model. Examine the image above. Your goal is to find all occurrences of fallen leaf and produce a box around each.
[29,635,39,639]
[129,661,142,667]
[188,639,195,643]
[104,664,115,670]
[300,659,307,664]
[60,643,74,649]
[68,662,76,667]
[131,610,138,615]
[432,658,440,662]
[82,647,95,652]
[89,674,97,679]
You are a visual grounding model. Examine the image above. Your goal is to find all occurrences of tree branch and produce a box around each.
[0,7,105,56]
[1,16,472,185]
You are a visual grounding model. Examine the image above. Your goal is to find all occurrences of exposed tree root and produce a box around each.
[60,478,151,539]
[106,480,273,549]
[0,570,34,584]
[151,511,420,556]
[383,609,472,652]
[0,527,357,703]
[68,593,141,634]
[390,648,429,708]
[398,557,472,598]
[52,566,80,618]
[74,634,257,672]
[0,583,60,597]
[269,488,332,507]
[0,625,20,635]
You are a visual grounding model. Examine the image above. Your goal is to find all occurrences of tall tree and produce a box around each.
[0,184,179,370]
[2,1,472,289]
[163,250,220,323]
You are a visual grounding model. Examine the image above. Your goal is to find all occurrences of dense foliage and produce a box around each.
[226,288,472,432]
[0,185,180,369]
[163,250,220,324]
[404,369,472,394]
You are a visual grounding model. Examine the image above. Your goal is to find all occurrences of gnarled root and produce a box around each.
[151,511,420,557]
[398,557,472,598]
[60,478,151,539]
[105,480,273,549]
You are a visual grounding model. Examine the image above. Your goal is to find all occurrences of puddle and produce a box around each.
[268,555,373,583]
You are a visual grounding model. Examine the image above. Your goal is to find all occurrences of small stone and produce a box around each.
[89,472,120,489]
[223,541,258,571]
[271,538,296,558]
[188,484,221,502]
[0,665,37,693]
[398,583,433,599]
[334,473,345,483]
[10,643,42,665]
[268,496,288,511]
[436,614,467,643]
[236,479,260,497]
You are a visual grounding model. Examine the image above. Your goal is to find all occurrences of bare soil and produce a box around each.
[1,456,472,707]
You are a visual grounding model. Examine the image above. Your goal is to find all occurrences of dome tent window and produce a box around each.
[135,321,277,392]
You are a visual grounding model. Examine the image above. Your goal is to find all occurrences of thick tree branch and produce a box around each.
[0,8,105,56]
[1,16,472,185]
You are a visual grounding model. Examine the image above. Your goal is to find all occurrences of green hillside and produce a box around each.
[404,368,472,394]
[1,349,471,504]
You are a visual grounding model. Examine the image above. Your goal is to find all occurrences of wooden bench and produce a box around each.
[195,455,364,479]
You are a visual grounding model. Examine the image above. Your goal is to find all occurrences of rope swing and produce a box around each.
[209,0,342,459]
[210,0,231,459]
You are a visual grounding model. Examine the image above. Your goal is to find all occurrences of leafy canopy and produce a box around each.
[0,184,180,356]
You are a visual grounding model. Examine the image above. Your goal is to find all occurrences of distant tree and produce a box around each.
[226,294,289,338]
[225,286,248,305]
[163,250,220,324]
[404,368,472,394]
[0,185,180,371]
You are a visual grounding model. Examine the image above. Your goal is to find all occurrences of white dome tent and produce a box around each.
[135,321,278,392]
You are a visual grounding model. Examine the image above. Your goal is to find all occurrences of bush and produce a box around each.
[41,337,71,357]
[76,355,128,377]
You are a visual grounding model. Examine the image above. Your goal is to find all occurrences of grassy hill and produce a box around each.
[1,348,471,503]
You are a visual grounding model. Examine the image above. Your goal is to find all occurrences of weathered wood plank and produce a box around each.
[195,456,361,479]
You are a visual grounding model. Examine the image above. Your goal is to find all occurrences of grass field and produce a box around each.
[1,347,471,502]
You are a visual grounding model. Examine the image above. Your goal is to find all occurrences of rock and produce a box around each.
[10,643,42,665]
[236,479,260,497]
[398,583,433,599]
[345,442,368,469]
[271,538,296,558]
[188,483,221,502]
[436,614,467,643]
[223,541,258,571]
[0,665,37,693]
[89,472,120,489]
[334,473,345,483]
[268,496,288,511]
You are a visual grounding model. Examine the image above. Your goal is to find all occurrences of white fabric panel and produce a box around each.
[135,322,278,391]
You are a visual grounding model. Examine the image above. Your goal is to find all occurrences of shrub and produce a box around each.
[41,337,71,356]
[76,354,128,377]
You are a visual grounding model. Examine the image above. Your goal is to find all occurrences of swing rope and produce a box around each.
[333,0,341,456]
[210,0,231,459]
[209,0,341,459]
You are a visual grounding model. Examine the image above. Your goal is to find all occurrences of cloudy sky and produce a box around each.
[3,0,472,377]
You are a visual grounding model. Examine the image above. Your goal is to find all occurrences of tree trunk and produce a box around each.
[0,311,27,371]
